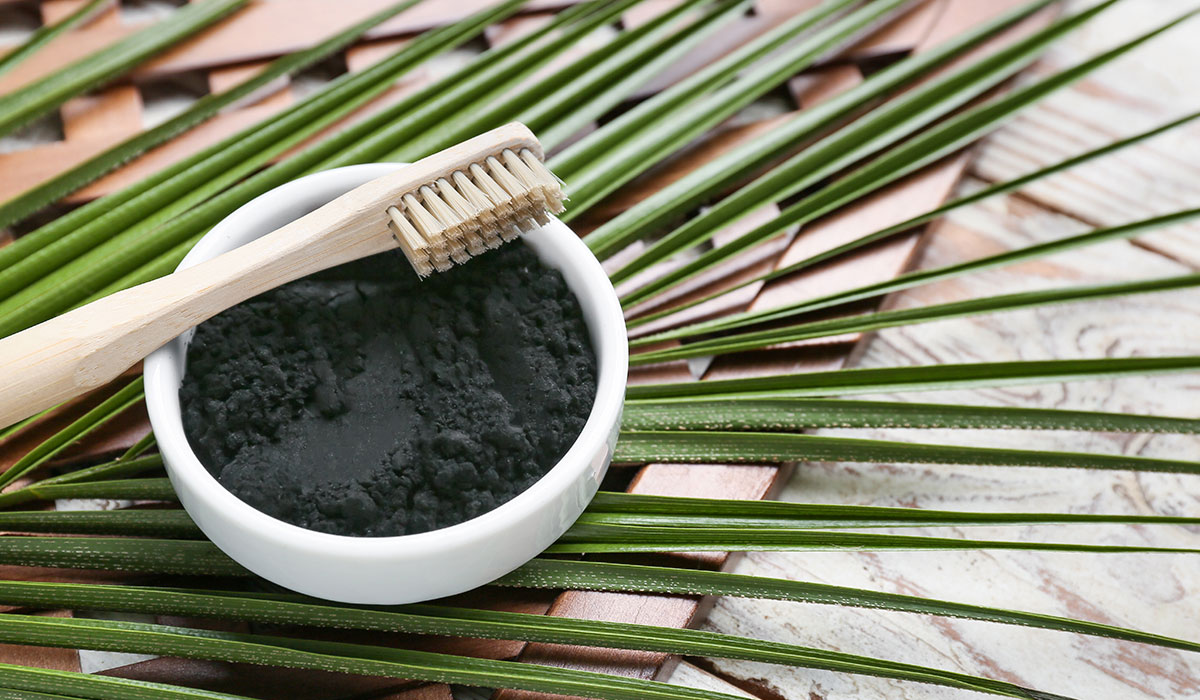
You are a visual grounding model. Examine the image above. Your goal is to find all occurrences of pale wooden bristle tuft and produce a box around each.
[386,148,566,278]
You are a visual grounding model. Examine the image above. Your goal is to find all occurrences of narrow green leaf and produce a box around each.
[621,397,1200,433]
[3,495,1196,538]
[630,272,1200,363]
[0,377,144,491]
[0,537,242,576]
[0,688,84,700]
[0,0,425,229]
[0,662,256,700]
[584,0,1057,259]
[552,521,1200,554]
[501,558,1200,656]
[0,410,53,446]
[626,355,1200,400]
[0,0,109,80]
[118,431,156,462]
[584,492,1200,529]
[10,453,163,490]
[0,478,177,510]
[0,510,200,538]
[613,430,1200,474]
[0,0,248,139]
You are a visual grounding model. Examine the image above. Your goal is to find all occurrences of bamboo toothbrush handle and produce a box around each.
[0,209,398,428]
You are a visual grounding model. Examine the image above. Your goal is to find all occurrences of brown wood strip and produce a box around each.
[46,1,143,144]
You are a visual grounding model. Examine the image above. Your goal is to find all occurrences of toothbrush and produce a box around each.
[0,123,564,427]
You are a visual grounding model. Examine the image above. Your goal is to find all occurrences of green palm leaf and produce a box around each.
[612,429,1200,472]
[621,397,1200,432]
[557,0,910,215]
[0,662,254,700]
[499,558,1200,655]
[627,355,1200,399]
[0,0,110,80]
[584,492,1200,528]
[551,522,1200,553]
[0,478,176,510]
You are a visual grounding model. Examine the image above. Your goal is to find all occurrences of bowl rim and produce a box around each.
[144,162,628,559]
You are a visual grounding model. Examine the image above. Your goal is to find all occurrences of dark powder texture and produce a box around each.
[180,244,597,537]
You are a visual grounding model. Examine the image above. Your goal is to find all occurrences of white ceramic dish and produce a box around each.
[144,163,627,604]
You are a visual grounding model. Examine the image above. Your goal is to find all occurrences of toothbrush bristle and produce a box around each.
[386,147,565,278]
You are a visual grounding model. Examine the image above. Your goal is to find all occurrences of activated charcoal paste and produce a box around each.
[180,244,597,537]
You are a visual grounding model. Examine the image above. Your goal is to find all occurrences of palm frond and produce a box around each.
[626,355,1200,399]
[621,397,1200,432]
[0,477,175,510]
[0,662,254,700]
[613,430,1200,472]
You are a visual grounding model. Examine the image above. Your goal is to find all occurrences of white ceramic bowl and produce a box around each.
[144,163,627,604]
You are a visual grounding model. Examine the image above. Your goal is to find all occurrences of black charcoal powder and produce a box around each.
[180,244,597,537]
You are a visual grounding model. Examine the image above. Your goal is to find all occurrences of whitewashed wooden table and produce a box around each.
[1,1,1197,698]
[665,1,1200,697]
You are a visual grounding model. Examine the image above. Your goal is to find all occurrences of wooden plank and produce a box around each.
[205,60,291,111]
[844,0,946,60]
[46,0,143,143]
